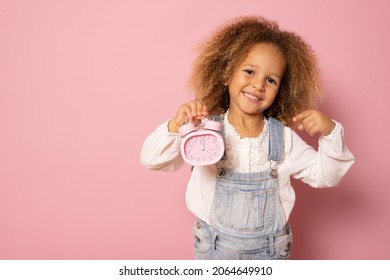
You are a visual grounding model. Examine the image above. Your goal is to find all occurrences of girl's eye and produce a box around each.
[244,69,255,76]
[267,77,277,85]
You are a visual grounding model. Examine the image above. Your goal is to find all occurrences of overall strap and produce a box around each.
[210,115,224,124]
[208,115,225,137]
[268,117,284,162]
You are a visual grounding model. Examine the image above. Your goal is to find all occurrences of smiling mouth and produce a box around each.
[243,91,262,102]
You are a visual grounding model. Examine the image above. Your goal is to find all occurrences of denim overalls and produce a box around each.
[193,117,293,260]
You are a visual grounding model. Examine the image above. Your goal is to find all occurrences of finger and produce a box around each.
[294,110,312,132]
[185,104,196,119]
[195,100,209,119]
[186,101,197,118]
[300,113,316,127]
[194,100,205,118]
[293,110,312,122]
[304,120,319,136]
[176,104,195,125]
[179,101,205,123]
[297,123,305,131]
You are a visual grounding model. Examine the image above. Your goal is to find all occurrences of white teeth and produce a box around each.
[243,92,260,101]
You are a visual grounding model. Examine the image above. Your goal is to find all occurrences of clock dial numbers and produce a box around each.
[202,135,219,155]
[186,135,220,163]
[180,127,224,166]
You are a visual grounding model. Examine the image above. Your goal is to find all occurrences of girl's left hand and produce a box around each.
[292,109,336,136]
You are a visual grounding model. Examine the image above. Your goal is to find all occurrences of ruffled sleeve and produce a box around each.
[285,121,355,187]
[140,120,184,171]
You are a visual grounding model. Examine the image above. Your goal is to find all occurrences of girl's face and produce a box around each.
[226,43,286,118]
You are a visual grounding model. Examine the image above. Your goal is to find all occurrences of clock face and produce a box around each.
[181,131,224,166]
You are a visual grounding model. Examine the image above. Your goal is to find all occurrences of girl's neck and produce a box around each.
[227,109,265,138]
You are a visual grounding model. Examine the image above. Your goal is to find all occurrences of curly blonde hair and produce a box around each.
[188,16,320,126]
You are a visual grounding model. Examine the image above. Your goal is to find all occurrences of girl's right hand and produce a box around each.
[168,100,209,133]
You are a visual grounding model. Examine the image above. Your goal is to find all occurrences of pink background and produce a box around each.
[1,0,389,259]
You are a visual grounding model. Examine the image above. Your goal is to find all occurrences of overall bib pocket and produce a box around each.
[211,184,276,232]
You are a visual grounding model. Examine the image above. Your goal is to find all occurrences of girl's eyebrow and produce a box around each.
[270,72,283,79]
[243,64,283,79]
[243,64,258,68]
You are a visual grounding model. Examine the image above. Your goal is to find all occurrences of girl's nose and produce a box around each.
[252,80,265,91]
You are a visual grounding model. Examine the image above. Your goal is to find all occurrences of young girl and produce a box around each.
[140,16,354,260]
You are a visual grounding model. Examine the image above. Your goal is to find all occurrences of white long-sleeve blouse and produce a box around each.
[140,115,355,226]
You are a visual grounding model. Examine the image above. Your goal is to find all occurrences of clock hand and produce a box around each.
[203,148,217,154]
[200,141,215,155]
[200,140,205,150]
[200,140,217,154]
[201,140,217,154]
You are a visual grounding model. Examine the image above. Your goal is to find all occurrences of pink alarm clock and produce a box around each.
[179,119,225,166]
